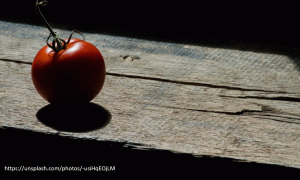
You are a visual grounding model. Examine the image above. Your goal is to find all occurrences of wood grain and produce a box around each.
[1,20,300,168]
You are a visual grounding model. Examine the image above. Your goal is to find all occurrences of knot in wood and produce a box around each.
[122,55,140,62]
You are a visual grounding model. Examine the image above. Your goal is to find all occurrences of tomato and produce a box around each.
[32,38,106,104]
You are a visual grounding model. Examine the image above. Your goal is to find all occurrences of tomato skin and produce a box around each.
[32,38,106,104]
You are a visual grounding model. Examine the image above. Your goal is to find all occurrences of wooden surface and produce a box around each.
[1,20,300,169]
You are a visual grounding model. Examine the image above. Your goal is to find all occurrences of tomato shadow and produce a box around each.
[36,102,111,133]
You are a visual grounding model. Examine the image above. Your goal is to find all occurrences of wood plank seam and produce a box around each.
[220,95,300,103]
[1,57,293,95]
[145,103,262,115]
[107,72,289,93]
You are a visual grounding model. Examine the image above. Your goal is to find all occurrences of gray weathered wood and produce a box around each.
[1,20,300,168]
[1,21,300,94]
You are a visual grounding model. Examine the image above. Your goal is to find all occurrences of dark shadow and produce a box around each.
[1,126,299,174]
[36,102,111,133]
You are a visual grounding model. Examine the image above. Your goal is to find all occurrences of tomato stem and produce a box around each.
[36,0,56,37]
[36,0,85,51]
[36,0,68,51]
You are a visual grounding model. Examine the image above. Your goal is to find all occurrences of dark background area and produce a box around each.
[1,0,300,48]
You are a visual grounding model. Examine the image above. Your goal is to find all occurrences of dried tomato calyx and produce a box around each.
[46,33,67,51]
[46,31,86,51]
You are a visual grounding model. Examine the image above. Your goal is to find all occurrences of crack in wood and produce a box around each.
[153,104,300,124]
[258,114,300,121]
[220,95,300,103]
[150,104,263,116]
[242,103,300,124]
[0,58,292,94]
[251,113,300,124]
[106,72,288,93]
[0,58,32,65]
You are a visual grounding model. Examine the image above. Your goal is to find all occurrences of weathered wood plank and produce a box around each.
[0,20,300,93]
[1,20,300,168]
[1,59,300,167]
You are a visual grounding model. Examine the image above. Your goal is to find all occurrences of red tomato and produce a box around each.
[32,38,106,104]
